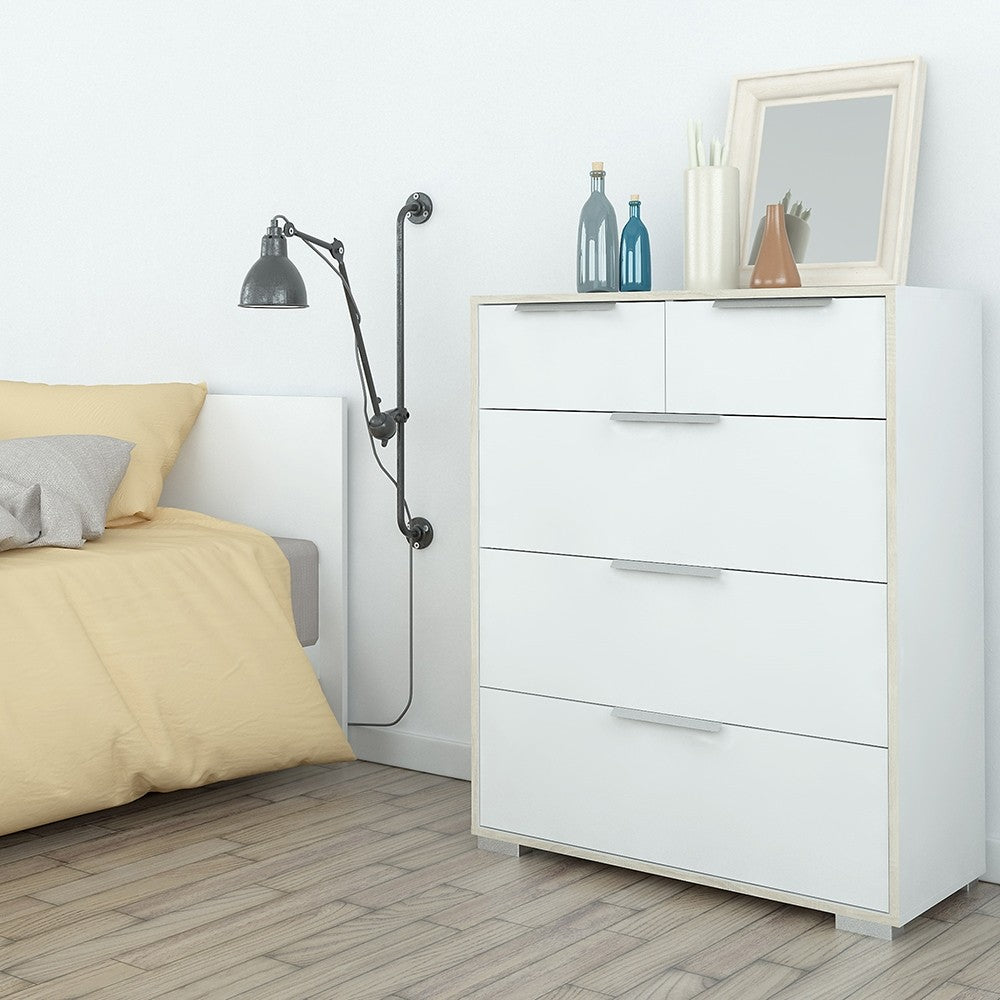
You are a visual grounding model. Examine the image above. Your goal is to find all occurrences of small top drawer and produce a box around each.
[477,301,665,411]
[666,297,886,417]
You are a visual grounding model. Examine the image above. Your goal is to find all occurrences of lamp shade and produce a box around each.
[238,221,308,308]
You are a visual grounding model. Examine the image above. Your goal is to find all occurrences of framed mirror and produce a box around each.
[726,57,925,286]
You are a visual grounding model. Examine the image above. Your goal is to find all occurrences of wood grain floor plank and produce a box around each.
[969,890,1000,920]
[119,827,373,918]
[423,809,479,834]
[763,915,859,971]
[399,922,639,1000]
[0,898,52,928]
[386,831,480,871]
[679,904,825,978]
[458,929,643,1000]
[9,960,141,999]
[765,916,951,1000]
[342,847,508,910]
[0,855,246,941]
[225,791,393,846]
[278,768,415,805]
[613,966,716,1000]
[157,956,296,1000]
[78,773,319,833]
[0,974,26,998]
[252,766,390,802]
[0,912,137,979]
[41,795,267,866]
[449,851,593,895]
[118,887,371,971]
[607,882,749,942]
[77,948,259,1000]
[0,856,60,883]
[951,927,1000,992]
[928,884,1000,924]
[258,827,431,893]
[229,800,401,860]
[268,882,492,969]
[379,771,454,797]
[0,865,87,905]
[831,912,1000,1000]
[548,901,639,935]
[0,828,109,867]
[297,763,423,801]
[688,959,803,1000]
[924,983,1000,999]
[500,866,647,928]
[431,855,603,929]
[577,894,783,995]
[366,791,471,836]
[31,839,239,906]
[125,897,366,981]
[8,884,280,984]
[309,917,525,1000]
[236,920,457,1000]
[539,987,616,1000]
[387,779,469,811]
[45,796,313,874]
[600,873,690,912]
[267,906,442,968]
[377,882,481,922]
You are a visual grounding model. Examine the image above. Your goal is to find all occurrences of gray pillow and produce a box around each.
[0,435,134,550]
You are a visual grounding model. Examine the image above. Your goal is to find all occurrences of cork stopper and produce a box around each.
[591,161,604,172]
[630,194,639,202]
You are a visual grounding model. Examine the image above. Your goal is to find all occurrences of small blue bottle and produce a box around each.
[620,195,651,292]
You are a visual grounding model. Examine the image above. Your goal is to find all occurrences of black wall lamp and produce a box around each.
[238,192,435,551]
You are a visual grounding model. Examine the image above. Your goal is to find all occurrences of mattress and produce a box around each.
[0,507,353,836]
[272,535,319,646]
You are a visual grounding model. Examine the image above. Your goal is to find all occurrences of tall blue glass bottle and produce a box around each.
[577,162,618,292]
[620,195,651,292]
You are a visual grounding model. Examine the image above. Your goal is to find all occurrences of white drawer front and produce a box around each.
[666,298,886,417]
[479,688,889,911]
[479,549,888,746]
[479,410,887,581]
[478,302,665,411]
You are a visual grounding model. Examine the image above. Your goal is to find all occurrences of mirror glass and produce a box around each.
[747,94,893,265]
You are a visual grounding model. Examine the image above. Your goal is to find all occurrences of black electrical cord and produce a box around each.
[301,239,416,728]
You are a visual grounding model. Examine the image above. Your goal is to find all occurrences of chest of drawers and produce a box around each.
[471,287,984,936]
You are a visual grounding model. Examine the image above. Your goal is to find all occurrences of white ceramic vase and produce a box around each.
[684,166,740,291]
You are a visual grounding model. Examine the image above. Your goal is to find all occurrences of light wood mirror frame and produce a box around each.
[726,56,926,286]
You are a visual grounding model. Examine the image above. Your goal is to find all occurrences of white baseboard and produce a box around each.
[347,726,471,781]
[984,838,1000,884]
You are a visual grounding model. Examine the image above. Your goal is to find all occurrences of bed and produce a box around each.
[0,387,353,837]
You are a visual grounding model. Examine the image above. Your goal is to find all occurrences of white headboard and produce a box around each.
[160,394,348,725]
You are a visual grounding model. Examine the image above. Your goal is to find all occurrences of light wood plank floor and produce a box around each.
[1,760,999,999]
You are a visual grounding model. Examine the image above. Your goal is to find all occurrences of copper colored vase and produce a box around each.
[750,203,801,288]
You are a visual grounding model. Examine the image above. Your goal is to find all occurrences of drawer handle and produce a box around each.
[610,411,720,424]
[611,706,722,733]
[514,302,617,312]
[712,297,833,309]
[611,559,721,579]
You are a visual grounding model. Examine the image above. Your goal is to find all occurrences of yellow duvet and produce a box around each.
[0,507,353,836]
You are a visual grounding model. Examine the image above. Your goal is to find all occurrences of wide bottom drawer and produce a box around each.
[479,688,889,911]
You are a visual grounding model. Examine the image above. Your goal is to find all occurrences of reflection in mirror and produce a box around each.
[748,95,893,265]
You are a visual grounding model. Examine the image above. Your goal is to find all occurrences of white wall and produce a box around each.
[2,0,1000,855]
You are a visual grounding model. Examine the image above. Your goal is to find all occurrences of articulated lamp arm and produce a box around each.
[263,193,434,549]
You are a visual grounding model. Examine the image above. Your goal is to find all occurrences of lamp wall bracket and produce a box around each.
[406,192,433,224]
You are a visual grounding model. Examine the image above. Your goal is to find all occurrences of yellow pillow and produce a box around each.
[0,381,207,525]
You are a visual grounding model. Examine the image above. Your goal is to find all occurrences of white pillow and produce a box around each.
[0,435,134,550]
